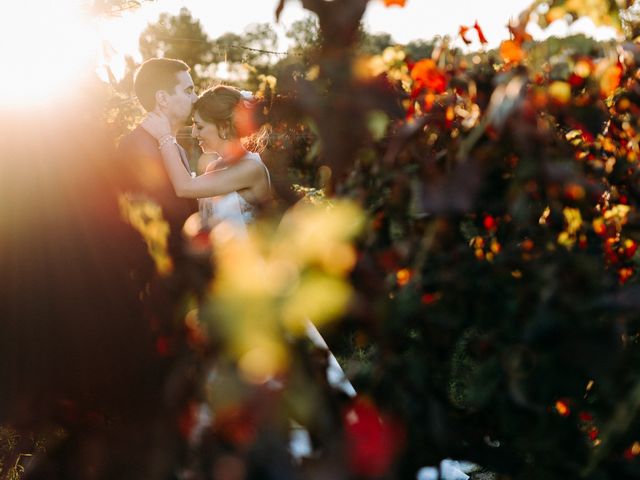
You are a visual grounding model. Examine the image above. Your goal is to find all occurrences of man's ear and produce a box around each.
[155,90,168,109]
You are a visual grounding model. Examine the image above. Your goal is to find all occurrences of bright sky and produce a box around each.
[100,0,620,62]
[0,0,621,107]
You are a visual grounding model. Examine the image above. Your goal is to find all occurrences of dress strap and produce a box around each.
[248,153,271,189]
[261,160,272,189]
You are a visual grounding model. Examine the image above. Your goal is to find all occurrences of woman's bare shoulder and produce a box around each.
[242,152,268,171]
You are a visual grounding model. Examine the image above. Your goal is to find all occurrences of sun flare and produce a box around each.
[0,1,100,108]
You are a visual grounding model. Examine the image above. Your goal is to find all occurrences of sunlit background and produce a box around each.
[0,0,621,108]
[0,1,100,107]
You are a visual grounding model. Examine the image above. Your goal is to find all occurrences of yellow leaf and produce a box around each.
[367,110,390,141]
[549,81,572,105]
[282,274,353,334]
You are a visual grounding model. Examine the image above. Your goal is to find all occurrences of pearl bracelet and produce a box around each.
[158,134,176,150]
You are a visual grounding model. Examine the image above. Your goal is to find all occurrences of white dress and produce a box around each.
[197,153,269,240]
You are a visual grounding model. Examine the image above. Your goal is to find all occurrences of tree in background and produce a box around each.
[404,38,437,60]
[284,16,321,57]
[139,7,212,84]
[207,23,278,84]
[357,30,394,55]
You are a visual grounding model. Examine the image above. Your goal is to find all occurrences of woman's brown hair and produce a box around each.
[194,85,269,152]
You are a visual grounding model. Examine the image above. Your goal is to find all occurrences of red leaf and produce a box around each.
[155,335,172,357]
[343,397,405,477]
[178,401,200,440]
[473,21,488,44]
[483,215,497,231]
[214,405,257,447]
[578,411,593,422]
[410,59,447,94]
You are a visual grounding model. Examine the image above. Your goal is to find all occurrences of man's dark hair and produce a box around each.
[133,58,190,112]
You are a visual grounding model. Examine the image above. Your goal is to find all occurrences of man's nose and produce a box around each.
[191,125,197,137]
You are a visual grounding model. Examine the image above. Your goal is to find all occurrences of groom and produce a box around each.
[118,57,199,262]
[115,58,206,478]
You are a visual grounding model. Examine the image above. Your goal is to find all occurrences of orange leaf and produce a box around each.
[555,399,571,417]
[473,21,488,44]
[410,59,447,94]
[499,40,525,64]
[459,25,472,45]
[396,268,412,286]
[600,63,622,98]
[383,0,406,6]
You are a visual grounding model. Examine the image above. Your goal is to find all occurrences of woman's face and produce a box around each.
[191,111,223,154]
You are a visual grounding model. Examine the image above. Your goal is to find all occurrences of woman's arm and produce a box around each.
[141,112,262,199]
[160,143,262,198]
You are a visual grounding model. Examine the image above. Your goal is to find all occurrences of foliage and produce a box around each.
[139,7,213,83]
[205,23,279,83]
[263,0,640,478]
[538,0,635,31]
[139,9,283,86]
[404,38,438,61]
[284,16,321,56]
[357,30,394,56]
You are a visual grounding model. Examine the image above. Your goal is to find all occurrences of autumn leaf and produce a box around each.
[410,59,447,94]
[473,21,488,44]
[343,398,405,477]
[540,0,634,33]
[459,25,472,45]
[459,22,488,45]
[382,0,406,6]
[499,39,525,64]
[548,81,572,105]
[599,62,622,98]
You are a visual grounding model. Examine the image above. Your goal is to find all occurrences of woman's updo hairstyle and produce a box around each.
[194,84,269,152]
[194,85,247,139]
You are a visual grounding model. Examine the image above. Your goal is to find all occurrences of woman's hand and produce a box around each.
[141,112,172,141]
[202,153,222,172]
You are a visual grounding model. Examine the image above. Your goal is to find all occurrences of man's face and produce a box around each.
[163,70,198,127]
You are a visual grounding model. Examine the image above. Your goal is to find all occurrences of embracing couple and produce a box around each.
[118,57,271,253]
[119,56,355,393]
[117,57,357,473]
